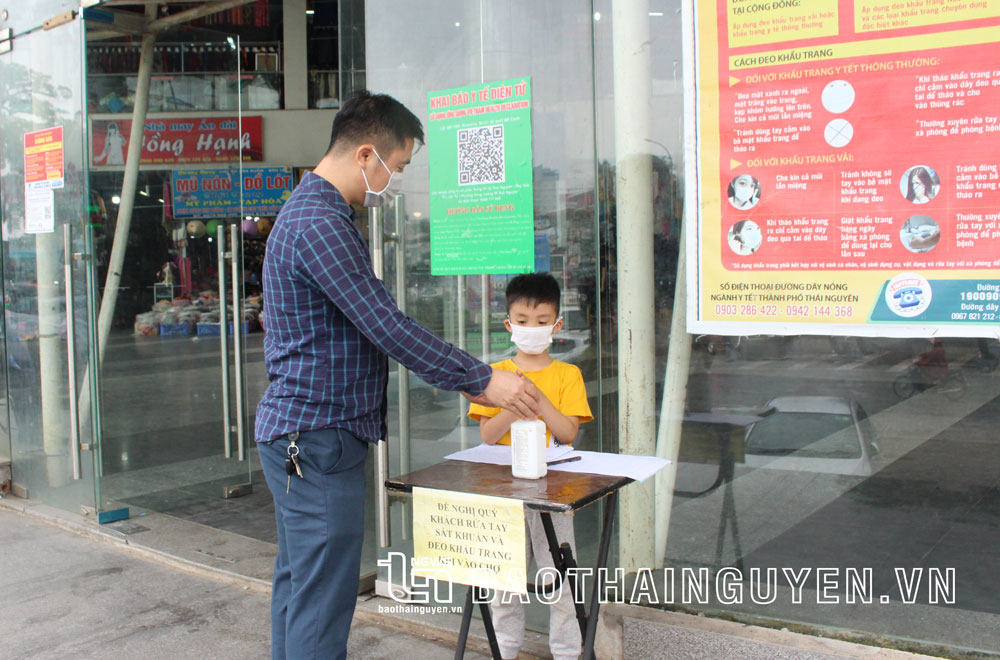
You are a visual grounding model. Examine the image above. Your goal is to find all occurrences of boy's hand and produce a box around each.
[467,368,540,419]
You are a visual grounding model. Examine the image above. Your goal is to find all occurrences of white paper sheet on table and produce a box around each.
[546,450,670,482]
[444,443,574,465]
[444,444,670,482]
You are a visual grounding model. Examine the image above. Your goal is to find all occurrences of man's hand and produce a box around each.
[464,368,539,419]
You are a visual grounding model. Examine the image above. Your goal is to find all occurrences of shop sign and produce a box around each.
[427,76,535,275]
[684,0,1000,337]
[172,166,293,218]
[91,116,263,166]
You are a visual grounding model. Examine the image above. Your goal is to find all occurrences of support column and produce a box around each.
[282,0,308,109]
[96,2,156,367]
[654,220,692,565]
[37,231,68,486]
[612,0,656,573]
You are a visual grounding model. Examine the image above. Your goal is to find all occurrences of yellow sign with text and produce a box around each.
[855,0,1000,33]
[412,487,527,594]
[727,0,839,48]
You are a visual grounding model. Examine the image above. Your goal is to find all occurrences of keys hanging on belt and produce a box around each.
[285,456,295,494]
[285,431,303,494]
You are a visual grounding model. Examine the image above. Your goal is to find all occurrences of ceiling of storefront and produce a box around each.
[85,0,259,40]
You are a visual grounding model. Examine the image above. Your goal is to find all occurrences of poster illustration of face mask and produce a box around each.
[727,174,762,210]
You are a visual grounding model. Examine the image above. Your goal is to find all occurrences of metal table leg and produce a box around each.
[477,586,503,659]
[455,492,619,660]
[454,585,503,660]
[454,587,474,660]
[538,494,619,660]
[583,491,618,660]
[539,511,588,635]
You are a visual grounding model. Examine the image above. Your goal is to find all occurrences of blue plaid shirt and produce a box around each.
[255,172,492,444]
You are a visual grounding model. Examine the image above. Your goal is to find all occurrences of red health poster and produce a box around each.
[24,126,64,189]
[686,0,1000,335]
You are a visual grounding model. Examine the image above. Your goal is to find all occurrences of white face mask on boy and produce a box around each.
[510,322,558,355]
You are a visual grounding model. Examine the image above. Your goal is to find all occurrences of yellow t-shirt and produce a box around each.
[468,358,593,446]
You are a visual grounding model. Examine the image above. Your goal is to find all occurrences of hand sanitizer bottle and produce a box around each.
[511,419,547,479]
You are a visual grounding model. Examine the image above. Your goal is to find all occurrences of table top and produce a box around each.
[385,460,633,513]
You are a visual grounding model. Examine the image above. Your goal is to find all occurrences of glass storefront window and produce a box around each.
[610,2,1000,655]
[366,0,607,635]
[82,23,263,537]
[307,0,365,108]
[663,331,1000,652]
[87,40,283,112]
[365,0,1000,655]
[0,0,98,511]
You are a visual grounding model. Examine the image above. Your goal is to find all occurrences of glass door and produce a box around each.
[0,0,99,512]
[365,0,605,618]
[86,23,265,534]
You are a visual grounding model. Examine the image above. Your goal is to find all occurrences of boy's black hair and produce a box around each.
[505,273,561,315]
[328,90,424,154]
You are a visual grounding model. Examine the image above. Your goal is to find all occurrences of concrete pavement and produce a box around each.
[0,508,493,660]
[0,500,949,660]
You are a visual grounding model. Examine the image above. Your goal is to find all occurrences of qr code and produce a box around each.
[457,125,505,186]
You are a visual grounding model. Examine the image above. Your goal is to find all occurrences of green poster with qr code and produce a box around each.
[427,77,534,275]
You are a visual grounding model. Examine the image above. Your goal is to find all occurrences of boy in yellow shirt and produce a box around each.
[468,272,593,660]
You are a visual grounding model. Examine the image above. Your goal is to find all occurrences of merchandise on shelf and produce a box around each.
[133,294,262,338]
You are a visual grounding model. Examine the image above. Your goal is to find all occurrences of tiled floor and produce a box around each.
[121,468,279,543]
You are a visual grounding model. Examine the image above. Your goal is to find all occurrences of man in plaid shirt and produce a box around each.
[255,91,538,660]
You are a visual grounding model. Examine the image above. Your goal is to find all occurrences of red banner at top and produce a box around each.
[90,116,263,166]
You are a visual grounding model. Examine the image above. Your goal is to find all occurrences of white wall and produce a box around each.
[258,108,334,165]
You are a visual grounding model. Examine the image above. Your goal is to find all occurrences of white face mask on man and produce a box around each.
[509,322,558,355]
[361,147,402,207]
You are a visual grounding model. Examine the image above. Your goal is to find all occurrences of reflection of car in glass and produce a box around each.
[387,369,445,409]
[695,334,791,360]
[743,396,879,476]
[549,330,591,363]
[433,412,482,446]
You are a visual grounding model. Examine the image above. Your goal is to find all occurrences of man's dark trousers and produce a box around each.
[259,428,369,660]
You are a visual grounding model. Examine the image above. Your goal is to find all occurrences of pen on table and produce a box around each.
[547,455,582,466]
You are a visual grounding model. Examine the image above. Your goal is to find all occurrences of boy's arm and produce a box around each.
[479,409,519,445]
[536,389,580,445]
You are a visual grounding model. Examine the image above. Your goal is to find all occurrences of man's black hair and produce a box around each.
[328,90,424,154]
[506,273,561,315]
